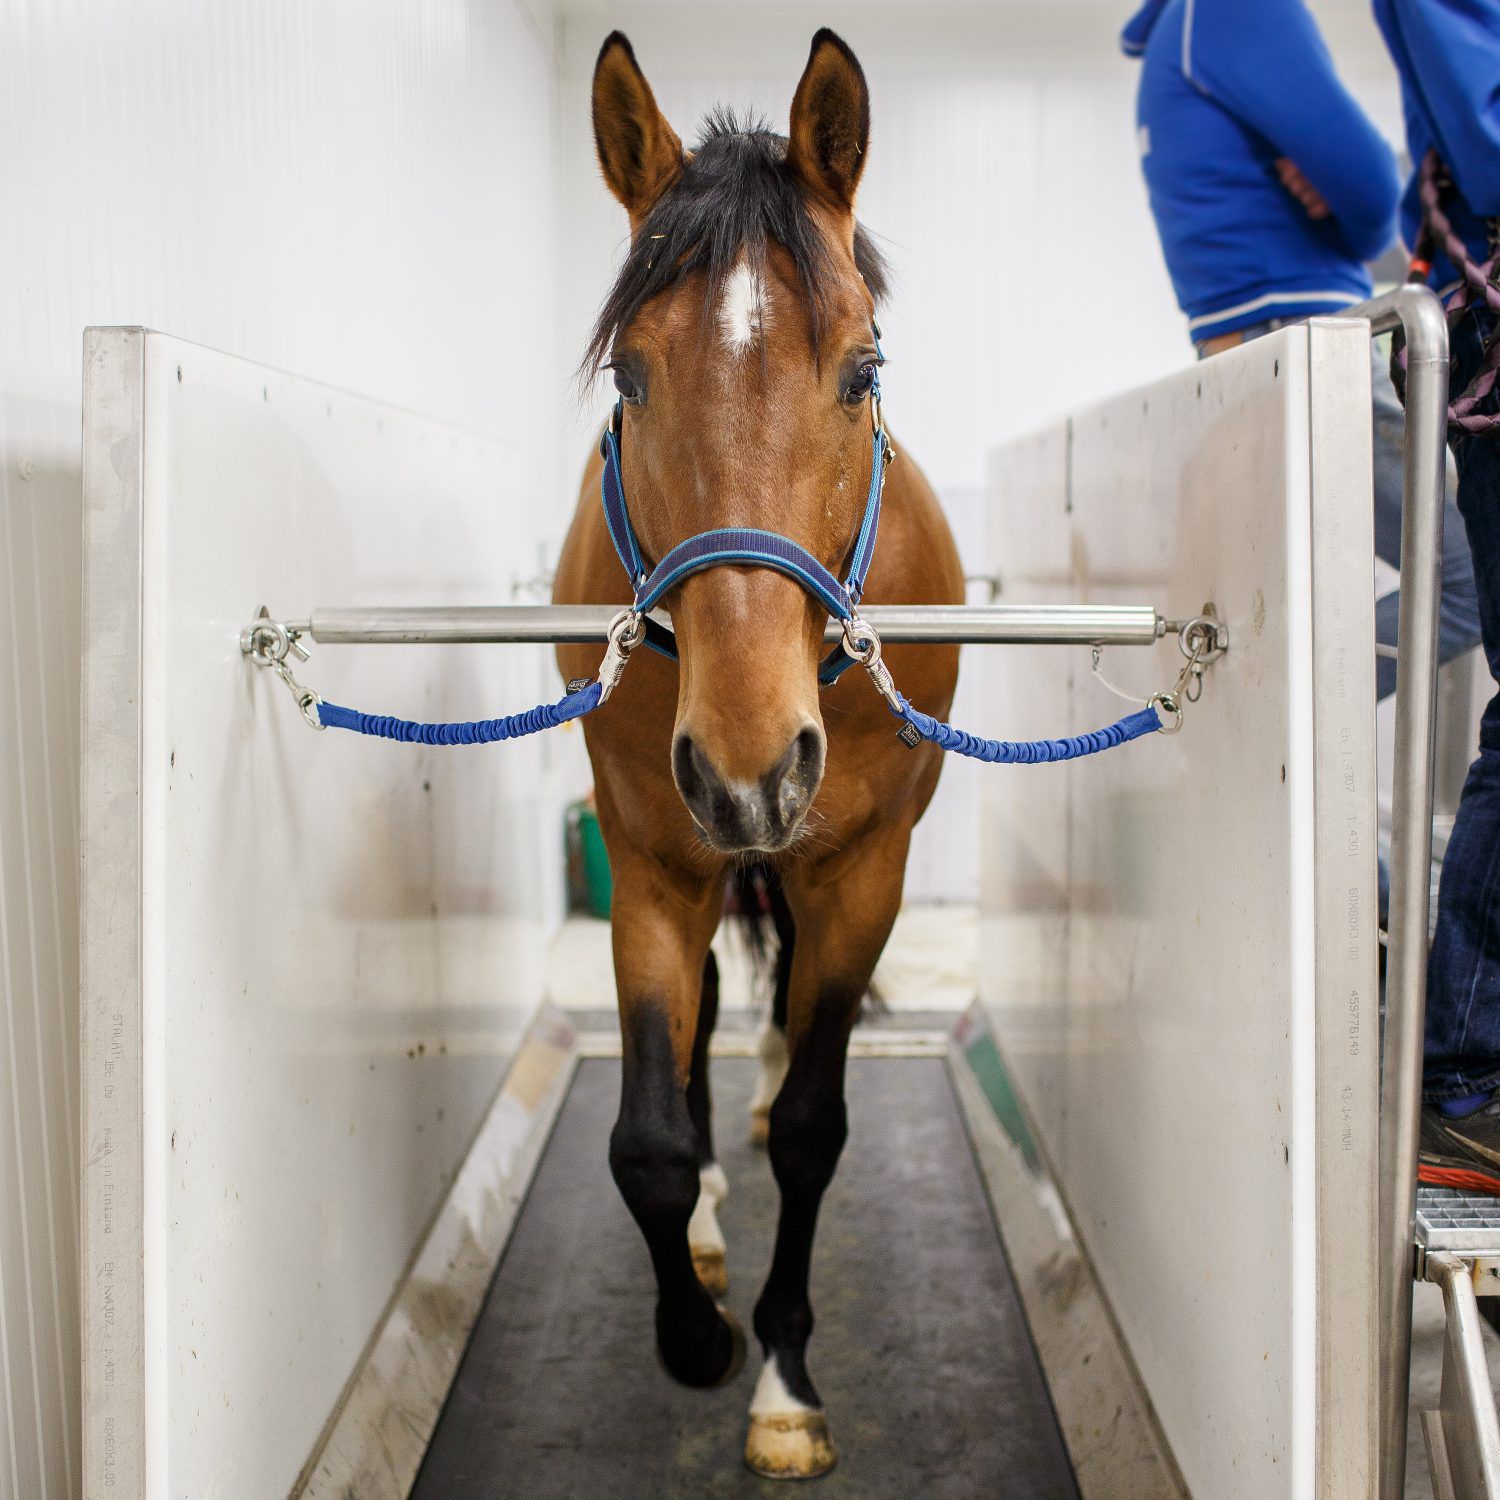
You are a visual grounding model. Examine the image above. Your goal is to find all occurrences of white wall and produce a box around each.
[555,0,1401,902]
[1,5,564,1496]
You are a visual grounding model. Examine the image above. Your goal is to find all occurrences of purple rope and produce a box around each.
[1408,151,1500,437]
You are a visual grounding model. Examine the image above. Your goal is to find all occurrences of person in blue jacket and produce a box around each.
[1374,0,1500,1194]
[1123,0,1480,708]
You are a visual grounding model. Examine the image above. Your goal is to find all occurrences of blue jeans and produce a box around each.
[1201,322,1480,697]
[1424,307,1500,1100]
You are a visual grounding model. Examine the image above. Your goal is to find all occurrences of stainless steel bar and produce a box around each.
[303,602,1166,647]
[1340,285,1451,1500]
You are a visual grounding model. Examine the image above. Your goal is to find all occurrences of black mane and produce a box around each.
[582,107,889,378]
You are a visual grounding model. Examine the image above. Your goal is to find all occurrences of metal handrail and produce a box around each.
[1338,285,1451,1500]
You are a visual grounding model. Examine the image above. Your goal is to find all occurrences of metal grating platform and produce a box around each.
[1416,1184,1500,1255]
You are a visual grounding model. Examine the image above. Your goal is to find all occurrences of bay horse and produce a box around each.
[553,28,963,1480]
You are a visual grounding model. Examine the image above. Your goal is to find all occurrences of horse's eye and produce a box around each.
[843,363,877,405]
[612,366,642,403]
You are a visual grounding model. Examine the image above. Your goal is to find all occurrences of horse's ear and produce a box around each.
[786,29,870,212]
[592,32,684,224]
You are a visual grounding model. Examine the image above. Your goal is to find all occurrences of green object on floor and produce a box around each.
[577,803,612,919]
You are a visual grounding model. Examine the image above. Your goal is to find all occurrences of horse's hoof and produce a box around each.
[744,1410,838,1480]
[749,1109,770,1149]
[656,1303,746,1389]
[693,1247,728,1297]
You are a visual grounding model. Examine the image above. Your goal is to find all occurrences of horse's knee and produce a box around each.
[609,1112,699,1231]
[767,1087,847,1197]
[612,1002,700,1227]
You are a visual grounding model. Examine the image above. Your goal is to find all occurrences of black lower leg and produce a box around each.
[611,1000,740,1387]
[752,996,857,1407]
[770,877,795,1032]
[686,953,719,1167]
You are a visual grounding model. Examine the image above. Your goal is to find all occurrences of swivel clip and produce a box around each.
[1152,608,1228,734]
[841,614,903,713]
[597,609,645,703]
[240,606,324,730]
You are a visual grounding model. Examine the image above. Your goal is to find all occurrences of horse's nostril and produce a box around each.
[791,725,824,778]
[773,725,825,825]
[672,733,709,804]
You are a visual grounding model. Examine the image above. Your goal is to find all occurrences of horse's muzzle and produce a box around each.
[671,722,825,853]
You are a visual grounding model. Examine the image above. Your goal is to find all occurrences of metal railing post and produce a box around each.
[1342,285,1451,1500]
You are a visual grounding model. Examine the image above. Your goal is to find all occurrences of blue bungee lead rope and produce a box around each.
[894,696,1164,763]
[835,613,1185,766]
[241,607,643,746]
[315,679,602,745]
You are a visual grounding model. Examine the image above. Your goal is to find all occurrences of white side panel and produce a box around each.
[83,330,566,1499]
[980,326,1378,1498]
[3,7,563,1496]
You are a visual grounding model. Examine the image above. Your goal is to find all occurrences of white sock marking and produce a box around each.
[719,259,769,353]
[750,1355,815,1417]
[689,1163,727,1255]
[751,1020,789,1117]
[700,1162,728,1203]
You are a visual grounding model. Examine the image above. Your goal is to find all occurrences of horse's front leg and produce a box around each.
[608,846,746,1388]
[746,832,908,1478]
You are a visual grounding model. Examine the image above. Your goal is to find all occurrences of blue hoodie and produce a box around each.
[1122,0,1400,342]
[1373,0,1500,272]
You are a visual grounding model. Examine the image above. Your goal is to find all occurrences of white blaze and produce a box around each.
[719,259,769,352]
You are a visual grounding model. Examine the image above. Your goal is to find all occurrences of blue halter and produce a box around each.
[597,327,892,685]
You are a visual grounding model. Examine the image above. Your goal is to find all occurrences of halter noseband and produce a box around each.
[596,325,894,689]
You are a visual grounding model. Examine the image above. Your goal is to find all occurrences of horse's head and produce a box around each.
[588,29,888,855]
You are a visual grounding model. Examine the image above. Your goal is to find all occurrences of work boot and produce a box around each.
[1420,1093,1500,1195]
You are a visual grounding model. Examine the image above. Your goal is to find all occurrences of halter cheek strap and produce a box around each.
[597,328,892,684]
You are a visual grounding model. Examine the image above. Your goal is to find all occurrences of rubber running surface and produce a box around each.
[412,1055,1080,1498]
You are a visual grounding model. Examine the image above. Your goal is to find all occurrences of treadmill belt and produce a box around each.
[413,1054,1080,1498]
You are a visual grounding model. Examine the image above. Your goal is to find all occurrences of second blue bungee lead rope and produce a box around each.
[890,695,1164,763]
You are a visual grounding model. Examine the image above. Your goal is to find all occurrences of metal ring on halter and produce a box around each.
[1150,692,1184,735]
[841,614,880,664]
[607,607,646,651]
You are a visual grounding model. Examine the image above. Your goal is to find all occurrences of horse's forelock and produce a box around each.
[581,108,887,385]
